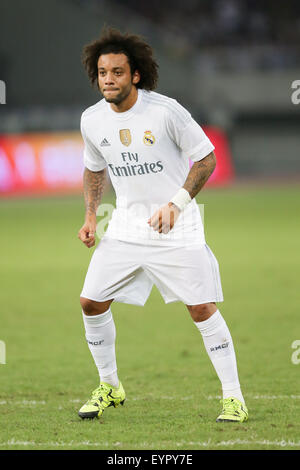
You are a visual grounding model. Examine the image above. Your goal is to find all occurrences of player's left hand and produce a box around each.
[147,202,181,234]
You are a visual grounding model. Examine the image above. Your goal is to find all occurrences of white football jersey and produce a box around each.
[81,89,215,245]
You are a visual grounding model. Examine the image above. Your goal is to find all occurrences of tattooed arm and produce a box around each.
[148,152,216,234]
[78,168,106,248]
[183,151,216,198]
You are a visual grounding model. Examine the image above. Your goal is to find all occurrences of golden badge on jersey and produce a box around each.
[143,130,155,146]
[119,129,132,146]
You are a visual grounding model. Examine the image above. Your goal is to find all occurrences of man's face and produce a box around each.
[97,53,139,104]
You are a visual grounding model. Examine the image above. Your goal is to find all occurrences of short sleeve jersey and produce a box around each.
[80,89,215,245]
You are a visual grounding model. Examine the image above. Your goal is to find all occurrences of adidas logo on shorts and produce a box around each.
[100,138,111,147]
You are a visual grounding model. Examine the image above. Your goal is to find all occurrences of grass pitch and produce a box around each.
[0,184,300,450]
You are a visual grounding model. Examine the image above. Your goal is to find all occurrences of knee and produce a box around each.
[80,297,113,316]
[186,302,217,322]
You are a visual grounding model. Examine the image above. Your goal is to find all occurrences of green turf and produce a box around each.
[0,184,300,450]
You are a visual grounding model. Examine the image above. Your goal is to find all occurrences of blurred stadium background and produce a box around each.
[0,0,300,194]
[0,0,300,451]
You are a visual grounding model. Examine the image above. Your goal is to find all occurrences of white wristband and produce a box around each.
[170,188,192,211]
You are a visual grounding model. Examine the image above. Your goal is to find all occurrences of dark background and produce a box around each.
[0,0,300,178]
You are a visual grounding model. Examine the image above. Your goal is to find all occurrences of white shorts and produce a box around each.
[80,236,224,306]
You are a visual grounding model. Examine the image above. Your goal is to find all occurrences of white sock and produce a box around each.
[194,310,245,404]
[82,308,119,388]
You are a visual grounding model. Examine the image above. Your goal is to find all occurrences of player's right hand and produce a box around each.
[78,219,96,248]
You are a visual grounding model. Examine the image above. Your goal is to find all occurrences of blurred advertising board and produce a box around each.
[197,126,235,186]
[0,132,84,197]
[0,128,234,197]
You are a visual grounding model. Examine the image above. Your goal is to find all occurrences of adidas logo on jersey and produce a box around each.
[100,138,111,147]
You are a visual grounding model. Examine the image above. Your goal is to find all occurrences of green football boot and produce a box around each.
[78,381,126,419]
[216,397,248,423]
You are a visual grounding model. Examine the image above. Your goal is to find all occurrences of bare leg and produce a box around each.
[186,302,217,322]
[80,297,114,315]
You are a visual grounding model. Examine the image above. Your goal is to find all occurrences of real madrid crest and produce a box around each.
[143,130,155,146]
[119,129,132,146]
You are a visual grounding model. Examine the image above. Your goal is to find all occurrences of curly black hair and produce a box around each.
[82,27,159,90]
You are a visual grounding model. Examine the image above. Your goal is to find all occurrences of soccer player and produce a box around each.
[77,28,248,423]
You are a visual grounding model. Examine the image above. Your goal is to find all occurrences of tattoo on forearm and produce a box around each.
[83,168,106,217]
[183,152,216,199]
